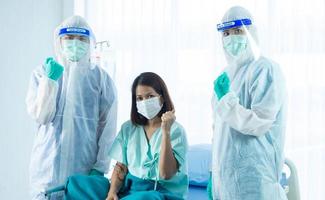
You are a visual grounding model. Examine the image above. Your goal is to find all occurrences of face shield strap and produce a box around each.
[58,27,90,37]
[217,18,252,32]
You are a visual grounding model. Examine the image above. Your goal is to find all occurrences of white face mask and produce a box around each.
[223,35,248,58]
[61,39,89,62]
[136,97,162,120]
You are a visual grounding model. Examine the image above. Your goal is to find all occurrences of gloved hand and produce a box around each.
[89,169,104,176]
[44,57,64,81]
[214,72,230,100]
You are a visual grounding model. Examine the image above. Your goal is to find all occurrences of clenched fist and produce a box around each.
[161,110,176,133]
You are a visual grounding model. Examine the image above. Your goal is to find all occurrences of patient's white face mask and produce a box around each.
[136,97,162,119]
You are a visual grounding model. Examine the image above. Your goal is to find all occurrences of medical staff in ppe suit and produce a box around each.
[211,6,287,200]
[26,15,117,199]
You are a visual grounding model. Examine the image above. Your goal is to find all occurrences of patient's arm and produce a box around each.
[106,162,128,200]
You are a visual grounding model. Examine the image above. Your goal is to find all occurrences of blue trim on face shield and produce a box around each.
[217,19,252,32]
[59,27,90,37]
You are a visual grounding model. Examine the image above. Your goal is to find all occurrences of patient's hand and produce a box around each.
[106,162,127,200]
[161,110,176,133]
[106,192,119,200]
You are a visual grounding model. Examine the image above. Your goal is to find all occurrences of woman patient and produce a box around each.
[106,72,188,200]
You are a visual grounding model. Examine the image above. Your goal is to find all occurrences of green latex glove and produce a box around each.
[89,169,104,176]
[214,72,230,100]
[207,172,213,200]
[44,57,64,81]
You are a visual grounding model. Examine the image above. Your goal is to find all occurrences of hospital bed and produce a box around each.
[45,144,299,199]
[187,144,300,200]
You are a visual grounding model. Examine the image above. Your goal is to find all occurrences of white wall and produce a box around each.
[0,0,73,198]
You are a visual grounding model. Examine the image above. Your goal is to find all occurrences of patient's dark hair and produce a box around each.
[131,72,174,126]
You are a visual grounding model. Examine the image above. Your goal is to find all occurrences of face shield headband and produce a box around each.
[217,18,252,32]
[58,27,90,37]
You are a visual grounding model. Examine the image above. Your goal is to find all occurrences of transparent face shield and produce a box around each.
[55,27,96,66]
[216,18,261,67]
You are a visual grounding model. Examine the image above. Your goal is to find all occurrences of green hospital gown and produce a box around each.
[109,120,189,199]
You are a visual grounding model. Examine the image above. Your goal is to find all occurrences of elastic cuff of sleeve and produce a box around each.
[219,92,237,108]
[41,75,58,86]
[216,92,238,117]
